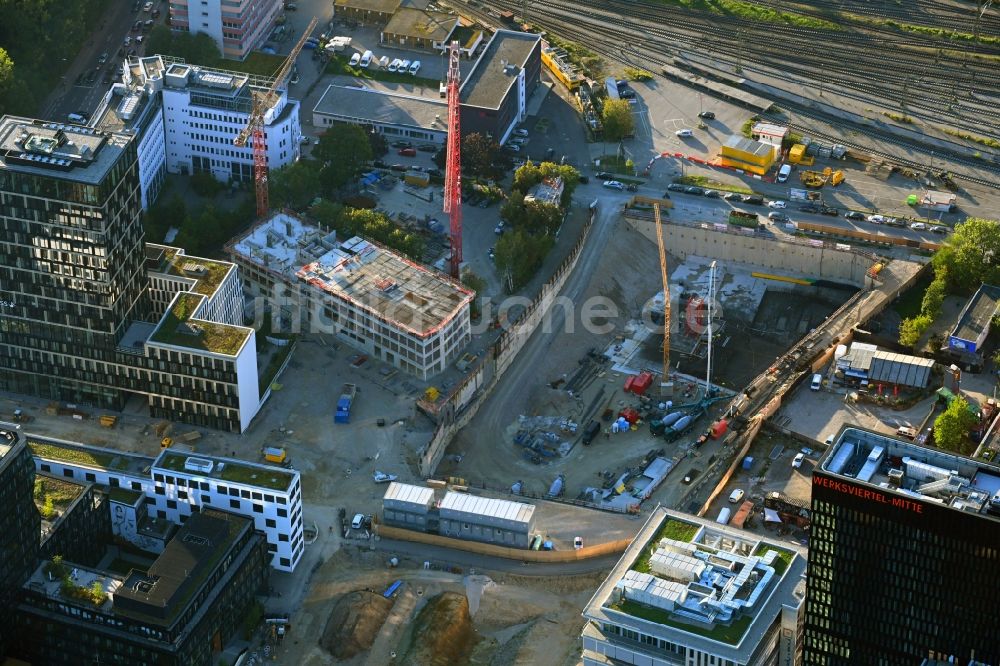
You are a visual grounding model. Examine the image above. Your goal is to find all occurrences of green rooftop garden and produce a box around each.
[752,544,795,576]
[150,293,250,356]
[28,440,135,471]
[157,451,292,491]
[166,255,233,297]
[610,599,753,645]
[34,477,85,517]
[633,518,701,573]
[109,487,144,505]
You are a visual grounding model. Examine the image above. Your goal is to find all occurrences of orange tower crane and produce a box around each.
[443,40,463,278]
[653,203,670,393]
[234,17,318,218]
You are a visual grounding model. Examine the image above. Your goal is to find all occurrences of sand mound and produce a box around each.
[319,590,393,659]
[404,591,475,666]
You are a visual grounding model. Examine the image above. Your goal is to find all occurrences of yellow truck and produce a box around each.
[263,447,288,465]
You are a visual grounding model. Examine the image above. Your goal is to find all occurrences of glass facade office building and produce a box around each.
[803,427,1000,665]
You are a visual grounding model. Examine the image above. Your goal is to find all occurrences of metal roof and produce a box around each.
[439,491,535,530]
[951,283,1000,346]
[382,482,435,507]
[868,351,934,388]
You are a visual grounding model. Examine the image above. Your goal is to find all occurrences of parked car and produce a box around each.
[867,214,886,224]
[136,35,145,44]
[351,513,365,529]
[820,206,839,216]
[684,186,705,196]
[626,183,638,192]
[513,129,529,137]
[792,453,805,468]
[743,195,764,205]
[667,183,687,192]
[397,147,416,157]
[729,489,745,503]
[768,212,789,222]
[151,8,160,18]
[799,203,820,213]
[574,536,583,550]
[723,192,743,201]
[595,171,614,179]
[389,164,407,172]
[506,144,521,152]
[488,247,495,261]
[97,52,109,64]
[284,2,298,9]
[372,470,397,483]
[930,224,949,234]
[494,222,505,234]
[416,144,436,152]
[896,426,917,439]
[603,180,625,190]
[910,222,927,230]
[408,60,421,75]
[675,128,693,137]
[399,59,411,71]
[844,211,865,221]
[697,111,716,119]
[703,189,720,198]
[811,373,822,390]
[682,469,701,484]
[388,58,401,72]
[143,1,153,11]
[886,217,907,227]
[349,52,361,66]
[767,200,787,209]
[391,141,412,148]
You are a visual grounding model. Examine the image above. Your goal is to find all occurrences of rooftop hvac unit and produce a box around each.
[887,468,904,487]
[183,456,214,473]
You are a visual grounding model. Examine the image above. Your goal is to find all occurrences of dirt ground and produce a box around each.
[287,549,606,666]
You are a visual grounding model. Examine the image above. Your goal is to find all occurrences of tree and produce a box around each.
[920,270,947,319]
[898,314,932,348]
[461,132,501,177]
[495,230,555,293]
[269,161,321,210]
[314,124,373,191]
[461,270,487,318]
[190,172,224,197]
[932,217,1000,294]
[368,131,388,158]
[601,99,634,143]
[933,396,978,453]
[523,200,563,234]
[144,25,174,60]
[143,193,187,243]
[0,47,13,91]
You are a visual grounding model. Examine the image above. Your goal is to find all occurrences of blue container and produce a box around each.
[742,456,754,470]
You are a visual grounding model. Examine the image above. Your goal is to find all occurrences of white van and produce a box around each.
[67,113,87,124]
[359,50,373,68]
[777,164,792,182]
[810,373,822,391]
[378,55,389,68]
[408,60,421,75]
[716,507,732,525]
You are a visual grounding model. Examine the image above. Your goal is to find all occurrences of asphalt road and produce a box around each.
[43,0,169,122]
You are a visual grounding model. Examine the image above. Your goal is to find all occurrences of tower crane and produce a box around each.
[443,40,463,279]
[234,17,318,218]
[653,203,670,394]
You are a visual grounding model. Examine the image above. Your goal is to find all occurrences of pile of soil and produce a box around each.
[403,591,475,666]
[319,590,393,659]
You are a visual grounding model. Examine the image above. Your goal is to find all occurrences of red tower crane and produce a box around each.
[234,17,318,218]
[443,41,463,279]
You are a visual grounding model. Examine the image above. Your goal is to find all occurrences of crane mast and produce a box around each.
[234,17,318,218]
[443,41,463,278]
[653,203,670,395]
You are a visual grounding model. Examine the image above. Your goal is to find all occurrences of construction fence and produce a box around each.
[376,524,631,562]
[417,207,597,477]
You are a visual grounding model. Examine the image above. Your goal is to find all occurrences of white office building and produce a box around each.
[94,55,302,204]
[27,436,304,572]
[582,507,807,666]
[169,0,283,61]
[227,212,474,379]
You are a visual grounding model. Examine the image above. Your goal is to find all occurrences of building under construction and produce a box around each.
[227,212,473,379]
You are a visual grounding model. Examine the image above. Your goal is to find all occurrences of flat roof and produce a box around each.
[722,134,774,158]
[295,234,473,338]
[0,115,133,186]
[27,435,155,477]
[149,292,253,357]
[383,7,457,41]
[868,351,934,387]
[25,561,122,614]
[383,481,435,507]
[335,0,401,13]
[952,284,1000,345]
[154,448,296,492]
[460,30,540,109]
[438,491,535,529]
[0,425,22,468]
[146,244,236,298]
[114,509,250,625]
[821,427,1000,521]
[313,85,446,133]
[582,507,806,661]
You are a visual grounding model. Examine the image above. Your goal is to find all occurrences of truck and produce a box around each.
[263,446,287,465]
[335,383,358,423]
[728,210,761,229]
[581,420,601,445]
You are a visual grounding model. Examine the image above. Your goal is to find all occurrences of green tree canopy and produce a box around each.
[601,99,635,143]
[461,132,501,177]
[932,217,1000,294]
[314,124,373,191]
[933,396,978,454]
[495,230,554,293]
[269,160,321,210]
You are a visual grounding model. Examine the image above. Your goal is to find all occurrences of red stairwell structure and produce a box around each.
[443,41,463,279]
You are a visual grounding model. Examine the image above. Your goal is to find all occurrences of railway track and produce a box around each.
[460,0,1000,187]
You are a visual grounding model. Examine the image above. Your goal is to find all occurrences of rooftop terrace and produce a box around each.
[149,292,252,357]
[27,436,155,476]
[584,507,806,661]
[146,244,236,298]
[155,448,295,492]
[821,427,1000,521]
